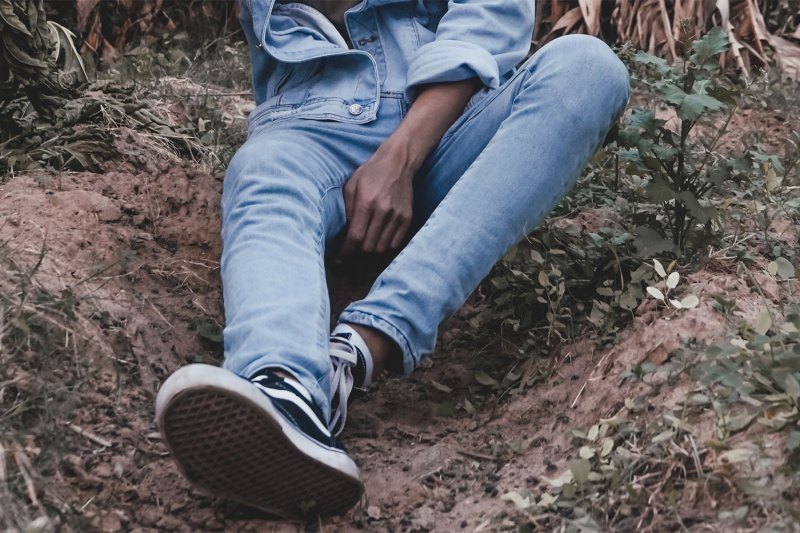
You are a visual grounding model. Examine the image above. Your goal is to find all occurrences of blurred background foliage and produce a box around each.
[1,0,798,175]
[54,0,800,76]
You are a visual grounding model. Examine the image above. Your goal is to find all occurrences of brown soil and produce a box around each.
[0,110,797,532]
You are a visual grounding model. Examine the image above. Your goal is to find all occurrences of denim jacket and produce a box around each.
[240,0,535,128]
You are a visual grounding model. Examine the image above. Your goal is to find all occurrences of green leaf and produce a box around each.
[690,27,729,68]
[633,227,679,257]
[726,412,757,434]
[474,371,499,387]
[680,295,700,309]
[788,431,800,453]
[569,459,591,485]
[633,50,672,76]
[784,374,800,401]
[626,108,663,135]
[676,191,717,223]
[736,479,778,498]
[430,381,452,394]
[754,309,772,335]
[678,94,724,121]
[666,271,680,289]
[708,85,740,106]
[654,80,688,106]
[774,257,796,280]
[651,144,678,163]
[645,175,675,203]
[501,491,532,510]
[647,286,665,300]
[653,259,667,278]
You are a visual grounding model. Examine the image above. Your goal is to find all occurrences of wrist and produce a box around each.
[378,129,430,174]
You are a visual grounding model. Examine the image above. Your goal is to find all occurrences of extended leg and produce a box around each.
[221,104,399,415]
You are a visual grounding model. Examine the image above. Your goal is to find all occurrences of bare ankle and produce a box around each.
[346,323,402,376]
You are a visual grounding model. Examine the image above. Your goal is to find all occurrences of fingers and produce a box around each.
[344,179,356,222]
[343,204,411,254]
[342,205,372,255]
[341,169,412,255]
[362,206,391,253]
[389,217,412,250]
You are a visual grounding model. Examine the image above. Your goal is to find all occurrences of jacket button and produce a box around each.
[348,104,363,116]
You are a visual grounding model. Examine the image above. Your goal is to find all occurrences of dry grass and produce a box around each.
[536,0,800,79]
[0,233,90,532]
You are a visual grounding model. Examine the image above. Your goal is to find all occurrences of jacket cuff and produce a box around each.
[405,39,500,101]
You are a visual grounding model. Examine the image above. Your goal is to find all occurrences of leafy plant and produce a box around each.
[696,304,800,437]
[617,27,755,253]
[645,258,700,309]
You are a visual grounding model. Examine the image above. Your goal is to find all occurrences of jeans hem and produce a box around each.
[337,310,417,375]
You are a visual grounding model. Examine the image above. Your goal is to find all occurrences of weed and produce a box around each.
[615,28,759,253]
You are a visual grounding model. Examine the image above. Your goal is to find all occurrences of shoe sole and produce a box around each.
[155,364,363,519]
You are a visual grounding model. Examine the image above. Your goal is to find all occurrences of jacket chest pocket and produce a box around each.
[273,59,326,99]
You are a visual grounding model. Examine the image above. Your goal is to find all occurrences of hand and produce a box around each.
[340,79,481,255]
[341,148,414,255]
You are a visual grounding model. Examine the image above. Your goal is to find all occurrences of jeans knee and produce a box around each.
[530,35,630,109]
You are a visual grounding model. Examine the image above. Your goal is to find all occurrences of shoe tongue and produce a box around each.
[331,336,366,388]
[331,326,373,389]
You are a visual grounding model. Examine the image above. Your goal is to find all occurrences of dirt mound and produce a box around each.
[1,107,797,532]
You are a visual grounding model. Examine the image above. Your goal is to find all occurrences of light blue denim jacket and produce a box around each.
[239,0,535,127]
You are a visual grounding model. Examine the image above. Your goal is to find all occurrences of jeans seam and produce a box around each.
[314,182,347,363]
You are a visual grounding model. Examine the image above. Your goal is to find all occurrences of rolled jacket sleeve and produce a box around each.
[405,0,535,100]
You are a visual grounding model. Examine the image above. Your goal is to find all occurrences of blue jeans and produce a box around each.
[221,35,630,419]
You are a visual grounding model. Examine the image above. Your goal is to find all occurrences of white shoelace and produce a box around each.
[328,336,359,436]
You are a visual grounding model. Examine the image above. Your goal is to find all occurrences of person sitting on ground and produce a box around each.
[155,0,630,519]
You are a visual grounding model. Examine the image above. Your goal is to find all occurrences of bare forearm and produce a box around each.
[341,78,481,254]
[377,79,482,173]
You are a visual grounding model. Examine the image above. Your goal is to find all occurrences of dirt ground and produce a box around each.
[0,102,797,532]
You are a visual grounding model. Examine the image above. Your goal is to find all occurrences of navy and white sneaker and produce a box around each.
[155,364,362,519]
[329,325,374,436]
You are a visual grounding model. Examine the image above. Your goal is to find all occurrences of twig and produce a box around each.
[68,423,112,448]
[13,450,39,507]
[412,465,443,482]
[457,450,499,462]
[390,425,432,442]
[0,441,6,483]
[189,91,253,97]
[146,298,174,331]
[570,381,588,409]
[571,348,607,409]
[79,496,95,512]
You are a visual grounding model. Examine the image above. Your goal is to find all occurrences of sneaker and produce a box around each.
[155,364,362,519]
[328,325,373,436]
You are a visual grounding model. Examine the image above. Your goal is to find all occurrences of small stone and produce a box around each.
[98,512,122,532]
[367,505,381,520]
[139,507,160,527]
[92,462,113,479]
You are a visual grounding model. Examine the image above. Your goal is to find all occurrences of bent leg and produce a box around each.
[339,36,630,373]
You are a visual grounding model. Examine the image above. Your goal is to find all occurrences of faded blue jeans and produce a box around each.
[221,35,630,419]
